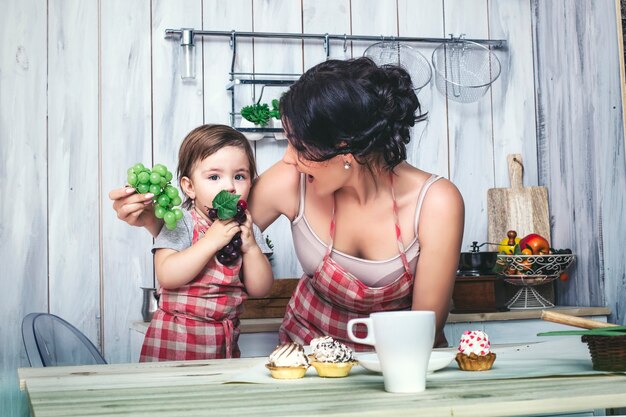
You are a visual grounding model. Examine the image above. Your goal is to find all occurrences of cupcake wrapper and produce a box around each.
[309,361,358,378]
[265,364,309,379]
[455,352,496,371]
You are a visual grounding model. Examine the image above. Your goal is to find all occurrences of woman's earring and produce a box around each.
[344,161,351,170]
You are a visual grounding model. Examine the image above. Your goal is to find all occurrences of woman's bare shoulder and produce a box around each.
[255,160,301,195]
[429,175,463,199]
[417,175,465,245]
[422,176,464,214]
[394,164,449,197]
[250,160,301,226]
[396,164,464,219]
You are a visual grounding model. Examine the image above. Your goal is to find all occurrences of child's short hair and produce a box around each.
[177,124,256,209]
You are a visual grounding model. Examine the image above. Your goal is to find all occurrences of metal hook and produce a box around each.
[448,33,466,43]
[229,30,238,78]
[255,85,266,105]
[323,33,330,60]
[343,34,348,52]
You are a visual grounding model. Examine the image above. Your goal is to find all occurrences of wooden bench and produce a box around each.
[240,278,299,319]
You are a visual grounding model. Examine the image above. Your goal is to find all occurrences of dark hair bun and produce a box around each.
[281,57,425,170]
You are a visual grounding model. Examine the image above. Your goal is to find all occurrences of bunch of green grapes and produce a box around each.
[127,163,183,230]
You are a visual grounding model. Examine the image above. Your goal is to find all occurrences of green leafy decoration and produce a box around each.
[269,99,281,120]
[537,325,626,337]
[241,103,271,126]
[265,235,275,264]
[212,190,240,220]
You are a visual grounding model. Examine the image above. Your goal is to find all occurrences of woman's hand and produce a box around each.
[238,210,258,254]
[108,186,162,237]
[239,209,274,298]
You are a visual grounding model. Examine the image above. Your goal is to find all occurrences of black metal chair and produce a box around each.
[21,313,107,367]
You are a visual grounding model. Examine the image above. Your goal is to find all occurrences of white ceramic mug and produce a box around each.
[347,310,435,393]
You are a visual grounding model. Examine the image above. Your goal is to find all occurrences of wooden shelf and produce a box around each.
[235,127,284,133]
[226,78,296,90]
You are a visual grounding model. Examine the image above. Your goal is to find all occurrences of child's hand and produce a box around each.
[239,210,259,254]
[203,218,241,252]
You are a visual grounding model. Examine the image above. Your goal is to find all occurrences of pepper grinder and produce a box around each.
[141,287,159,322]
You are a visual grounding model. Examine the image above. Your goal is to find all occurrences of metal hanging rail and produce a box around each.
[165,28,506,48]
[165,28,506,78]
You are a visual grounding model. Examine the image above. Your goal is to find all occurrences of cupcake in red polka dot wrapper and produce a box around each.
[455,330,496,371]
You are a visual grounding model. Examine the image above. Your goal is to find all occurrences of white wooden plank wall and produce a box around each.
[489,1,538,188]
[101,0,154,363]
[302,0,351,67]
[351,0,397,58]
[2,1,625,414]
[444,0,495,252]
[0,2,47,415]
[203,0,254,127]
[532,0,626,321]
[152,0,205,177]
[47,0,101,345]
[399,0,448,177]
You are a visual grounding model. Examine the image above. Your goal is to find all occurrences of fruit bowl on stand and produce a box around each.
[495,254,576,309]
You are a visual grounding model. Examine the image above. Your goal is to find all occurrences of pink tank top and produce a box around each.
[291,173,442,287]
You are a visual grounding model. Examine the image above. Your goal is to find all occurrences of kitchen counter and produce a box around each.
[446,306,610,323]
[132,306,610,334]
[129,306,611,359]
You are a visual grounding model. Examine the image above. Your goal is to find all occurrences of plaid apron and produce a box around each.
[140,210,246,362]
[280,175,414,351]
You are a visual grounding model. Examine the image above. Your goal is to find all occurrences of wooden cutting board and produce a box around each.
[487,154,551,249]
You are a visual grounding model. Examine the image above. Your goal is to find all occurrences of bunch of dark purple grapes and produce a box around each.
[208,199,248,266]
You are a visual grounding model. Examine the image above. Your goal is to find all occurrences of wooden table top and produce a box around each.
[18,338,626,417]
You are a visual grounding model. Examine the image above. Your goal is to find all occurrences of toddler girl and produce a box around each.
[140,124,274,361]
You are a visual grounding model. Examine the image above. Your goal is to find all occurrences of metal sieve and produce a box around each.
[364,42,432,91]
[432,39,501,103]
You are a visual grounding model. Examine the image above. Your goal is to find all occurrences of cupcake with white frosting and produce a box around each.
[455,330,496,371]
[266,343,310,379]
[308,336,358,377]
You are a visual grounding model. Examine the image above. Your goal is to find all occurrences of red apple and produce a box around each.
[519,233,550,255]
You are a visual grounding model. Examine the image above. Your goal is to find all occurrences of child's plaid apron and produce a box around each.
[140,210,246,361]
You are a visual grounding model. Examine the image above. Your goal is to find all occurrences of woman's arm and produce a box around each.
[239,211,274,297]
[240,246,274,298]
[410,179,465,347]
[108,187,163,237]
[155,219,240,289]
[248,160,301,231]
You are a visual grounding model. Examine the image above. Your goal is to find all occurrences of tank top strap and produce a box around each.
[413,174,443,236]
[324,206,337,258]
[294,173,307,221]
[389,174,412,275]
